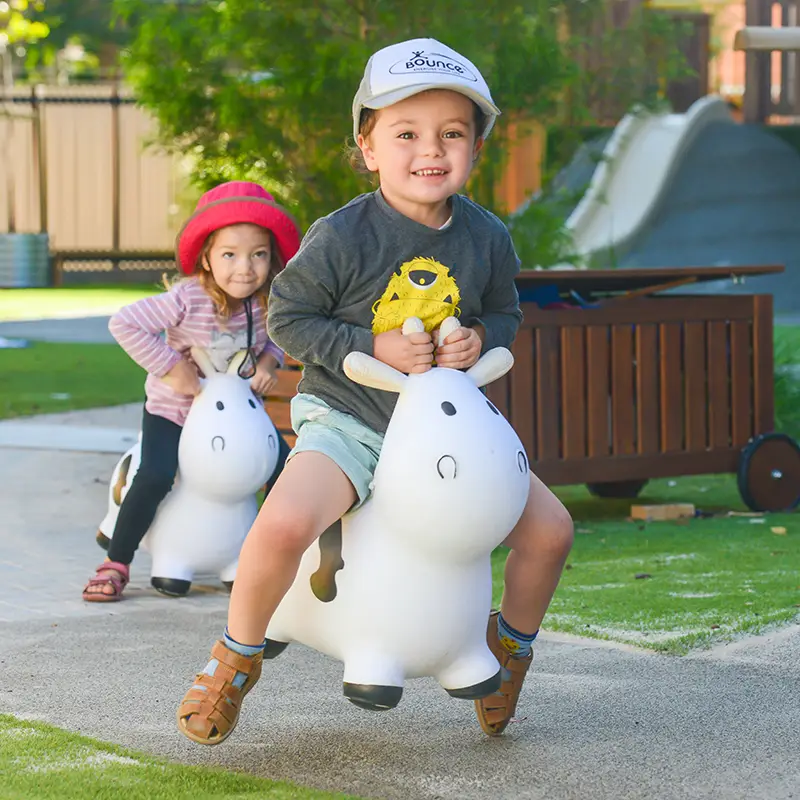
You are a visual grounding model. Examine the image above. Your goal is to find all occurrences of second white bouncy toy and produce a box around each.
[265,318,531,710]
[98,348,280,596]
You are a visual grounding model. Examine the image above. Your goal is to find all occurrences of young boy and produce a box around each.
[177,37,573,745]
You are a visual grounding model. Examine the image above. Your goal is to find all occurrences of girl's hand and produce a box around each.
[250,353,279,396]
[434,326,482,370]
[374,328,434,374]
[161,358,202,396]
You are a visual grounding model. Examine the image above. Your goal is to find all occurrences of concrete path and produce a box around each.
[0,406,798,799]
[0,315,115,344]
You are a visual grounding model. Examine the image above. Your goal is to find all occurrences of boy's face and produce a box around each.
[357,89,484,227]
[204,223,272,301]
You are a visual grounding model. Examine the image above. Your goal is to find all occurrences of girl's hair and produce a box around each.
[347,102,488,174]
[163,227,284,318]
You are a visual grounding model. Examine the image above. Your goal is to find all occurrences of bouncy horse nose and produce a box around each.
[517,450,528,473]
[211,436,225,452]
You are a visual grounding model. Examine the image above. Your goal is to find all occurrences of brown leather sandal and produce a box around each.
[474,611,533,736]
[176,640,263,745]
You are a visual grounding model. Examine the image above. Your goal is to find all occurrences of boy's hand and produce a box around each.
[434,325,483,370]
[250,353,279,396]
[373,328,434,374]
[161,357,202,396]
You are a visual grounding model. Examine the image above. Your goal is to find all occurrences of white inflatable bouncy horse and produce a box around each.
[97,348,280,596]
[265,318,531,711]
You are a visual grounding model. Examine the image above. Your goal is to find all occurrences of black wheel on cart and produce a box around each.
[586,480,649,499]
[737,432,800,512]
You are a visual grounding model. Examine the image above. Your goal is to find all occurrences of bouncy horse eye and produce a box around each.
[216,401,224,411]
[487,401,500,415]
[248,398,256,409]
[441,402,456,416]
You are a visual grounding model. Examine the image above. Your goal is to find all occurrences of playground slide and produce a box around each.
[565,95,734,264]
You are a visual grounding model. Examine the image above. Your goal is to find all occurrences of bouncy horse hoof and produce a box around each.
[151,577,191,597]
[343,683,403,711]
[96,531,110,551]
[445,670,501,699]
[263,639,289,659]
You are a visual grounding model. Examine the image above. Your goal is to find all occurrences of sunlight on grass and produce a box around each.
[0,714,359,800]
[0,284,161,321]
[491,476,799,654]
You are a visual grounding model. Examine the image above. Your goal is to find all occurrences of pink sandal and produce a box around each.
[82,561,130,602]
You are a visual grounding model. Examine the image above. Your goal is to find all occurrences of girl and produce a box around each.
[83,181,301,602]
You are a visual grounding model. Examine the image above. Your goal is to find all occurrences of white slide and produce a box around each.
[565,95,734,265]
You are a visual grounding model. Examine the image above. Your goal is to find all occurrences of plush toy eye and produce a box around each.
[487,401,500,415]
[248,399,256,408]
[441,401,456,416]
[216,401,224,410]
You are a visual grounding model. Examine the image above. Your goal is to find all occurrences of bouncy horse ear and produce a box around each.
[226,350,249,376]
[465,348,514,388]
[190,347,218,379]
[343,353,408,394]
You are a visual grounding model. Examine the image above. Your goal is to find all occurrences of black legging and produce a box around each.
[107,406,290,565]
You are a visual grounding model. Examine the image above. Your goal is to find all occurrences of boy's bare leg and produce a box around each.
[177,451,356,745]
[475,472,573,736]
[227,451,357,645]
[500,472,574,634]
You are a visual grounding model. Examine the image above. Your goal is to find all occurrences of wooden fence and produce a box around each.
[0,84,184,280]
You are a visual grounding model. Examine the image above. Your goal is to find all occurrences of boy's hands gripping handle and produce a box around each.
[373,318,434,375]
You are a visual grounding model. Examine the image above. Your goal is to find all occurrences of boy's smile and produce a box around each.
[357,90,484,229]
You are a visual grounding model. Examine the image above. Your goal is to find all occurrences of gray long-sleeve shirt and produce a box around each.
[268,189,522,434]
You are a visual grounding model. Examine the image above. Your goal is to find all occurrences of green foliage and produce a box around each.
[0,0,49,45]
[506,188,585,270]
[113,0,572,227]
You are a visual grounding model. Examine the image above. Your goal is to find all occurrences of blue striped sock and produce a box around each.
[497,613,538,658]
[198,628,264,690]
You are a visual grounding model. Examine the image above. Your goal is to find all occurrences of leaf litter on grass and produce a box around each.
[493,477,799,655]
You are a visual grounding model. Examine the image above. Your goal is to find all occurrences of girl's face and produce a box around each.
[204,223,272,301]
[357,90,483,228]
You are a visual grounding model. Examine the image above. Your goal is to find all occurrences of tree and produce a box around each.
[0,0,49,86]
[114,0,573,227]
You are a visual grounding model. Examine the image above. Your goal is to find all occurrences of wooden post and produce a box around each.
[30,84,47,234]
[110,81,121,253]
[743,0,773,122]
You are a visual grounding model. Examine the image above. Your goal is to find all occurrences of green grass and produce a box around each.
[0,284,161,321]
[0,714,359,800]
[492,475,799,655]
[774,325,800,440]
[0,343,145,419]
[775,323,800,358]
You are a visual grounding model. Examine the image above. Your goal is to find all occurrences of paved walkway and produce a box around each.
[0,315,115,344]
[0,406,798,799]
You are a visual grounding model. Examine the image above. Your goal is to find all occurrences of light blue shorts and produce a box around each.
[289,393,384,509]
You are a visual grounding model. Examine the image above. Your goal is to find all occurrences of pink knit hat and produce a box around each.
[175,181,301,275]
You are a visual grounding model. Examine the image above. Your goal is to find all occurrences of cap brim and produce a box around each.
[357,84,499,140]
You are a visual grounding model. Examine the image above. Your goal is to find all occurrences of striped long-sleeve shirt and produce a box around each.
[109,277,284,426]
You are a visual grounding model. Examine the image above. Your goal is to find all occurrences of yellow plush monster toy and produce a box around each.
[371,257,461,335]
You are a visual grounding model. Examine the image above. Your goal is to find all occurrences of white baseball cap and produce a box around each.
[352,38,500,142]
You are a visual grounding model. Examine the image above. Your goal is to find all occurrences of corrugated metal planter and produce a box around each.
[0,234,50,288]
